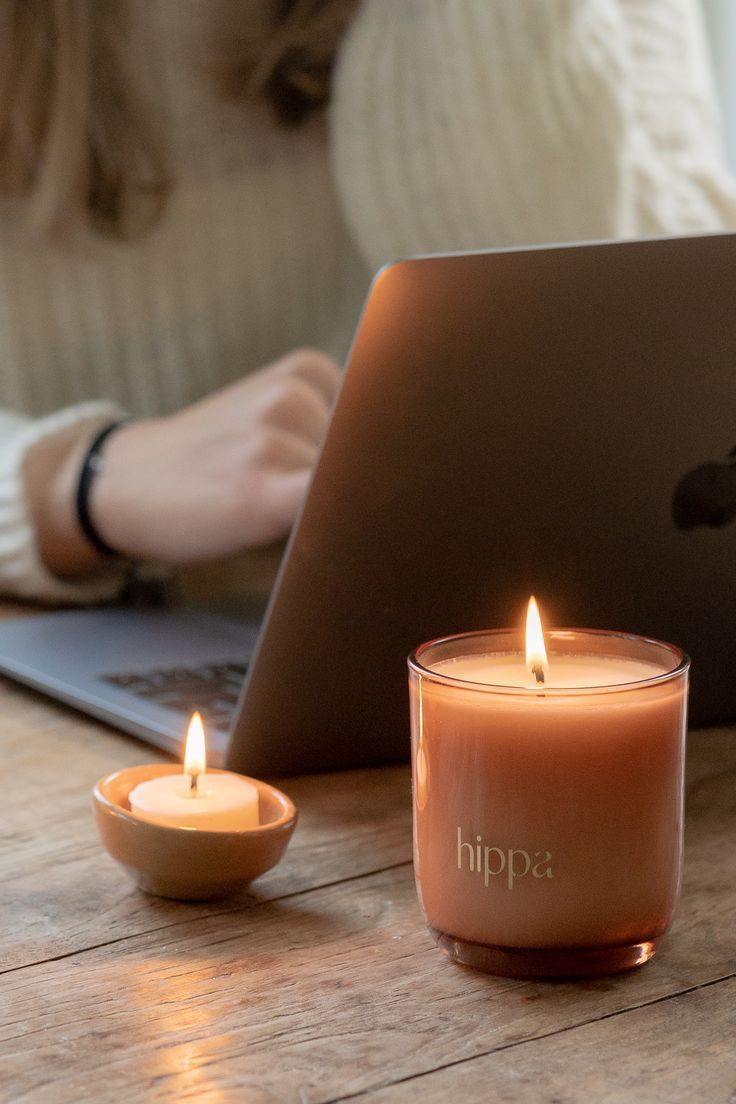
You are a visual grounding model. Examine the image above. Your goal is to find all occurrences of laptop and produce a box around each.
[1,232,736,774]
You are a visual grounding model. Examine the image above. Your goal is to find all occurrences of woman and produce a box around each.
[1,0,734,602]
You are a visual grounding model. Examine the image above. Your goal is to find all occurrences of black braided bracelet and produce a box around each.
[75,420,127,558]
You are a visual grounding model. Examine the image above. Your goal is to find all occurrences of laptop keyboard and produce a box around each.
[101,661,248,732]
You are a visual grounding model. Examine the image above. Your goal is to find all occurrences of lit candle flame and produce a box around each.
[184,711,206,792]
[525,596,549,685]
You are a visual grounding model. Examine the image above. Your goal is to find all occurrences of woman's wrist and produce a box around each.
[24,428,108,579]
[75,421,129,558]
[86,418,164,562]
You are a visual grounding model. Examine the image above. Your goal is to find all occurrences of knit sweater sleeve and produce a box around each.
[329,0,736,273]
[617,0,736,234]
[0,402,127,603]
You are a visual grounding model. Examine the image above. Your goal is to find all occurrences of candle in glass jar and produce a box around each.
[408,599,689,978]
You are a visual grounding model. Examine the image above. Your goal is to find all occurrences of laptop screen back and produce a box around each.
[227,234,736,775]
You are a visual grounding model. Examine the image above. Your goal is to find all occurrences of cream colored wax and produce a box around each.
[129,771,259,831]
[410,645,688,951]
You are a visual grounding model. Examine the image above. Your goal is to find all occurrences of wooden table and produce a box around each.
[2,629,735,1103]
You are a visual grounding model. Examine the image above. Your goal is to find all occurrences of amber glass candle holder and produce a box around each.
[408,629,690,979]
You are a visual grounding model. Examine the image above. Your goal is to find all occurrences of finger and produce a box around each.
[265,468,311,535]
[278,348,342,407]
[265,376,332,446]
[255,426,318,472]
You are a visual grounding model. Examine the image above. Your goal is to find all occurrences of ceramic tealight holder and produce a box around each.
[93,764,297,900]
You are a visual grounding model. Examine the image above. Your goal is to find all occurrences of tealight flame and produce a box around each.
[184,711,206,791]
[525,596,549,685]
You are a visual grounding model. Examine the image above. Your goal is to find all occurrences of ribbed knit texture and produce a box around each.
[1,0,735,601]
[331,0,736,268]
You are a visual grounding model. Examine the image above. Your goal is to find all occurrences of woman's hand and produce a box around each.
[29,347,341,578]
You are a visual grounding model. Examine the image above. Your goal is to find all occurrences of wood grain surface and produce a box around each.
[1,639,735,1104]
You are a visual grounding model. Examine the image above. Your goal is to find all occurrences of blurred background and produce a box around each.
[702,0,736,168]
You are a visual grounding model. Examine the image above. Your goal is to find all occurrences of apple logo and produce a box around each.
[672,447,736,529]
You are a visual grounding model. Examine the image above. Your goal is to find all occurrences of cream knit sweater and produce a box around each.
[1,0,735,602]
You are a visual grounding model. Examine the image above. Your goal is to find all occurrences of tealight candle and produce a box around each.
[128,712,259,831]
[408,598,690,979]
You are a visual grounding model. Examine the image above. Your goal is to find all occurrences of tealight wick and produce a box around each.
[532,663,545,685]
[189,771,199,796]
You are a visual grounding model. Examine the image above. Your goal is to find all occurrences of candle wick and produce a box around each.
[189,771,199,796]
[532,664,545,685]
